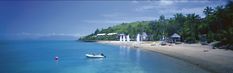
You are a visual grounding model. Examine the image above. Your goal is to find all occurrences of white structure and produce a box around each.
[136,34,141,42]
[119,34,126,42]
[171,33,181,43]
[107,33,117,35]
[126,35,130,42]
[119,34,130,42]
[162,35,165,41]
[119,35,122,41]
[122,35,126,42]
[97,33,106,36]
[142,32,147,41]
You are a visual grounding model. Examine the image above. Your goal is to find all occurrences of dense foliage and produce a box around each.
[80,1,233,50]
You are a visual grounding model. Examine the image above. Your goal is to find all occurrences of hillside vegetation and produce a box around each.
[80,1,233,50]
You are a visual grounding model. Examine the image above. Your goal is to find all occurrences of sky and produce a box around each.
[0,0,227,40]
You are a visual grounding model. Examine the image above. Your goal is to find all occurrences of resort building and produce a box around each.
[170,33,181,43]
[141,32,148,41]
[119,34,131,42]
[107,33,117,35]
[97,33,106,36]
[119,34,125,42]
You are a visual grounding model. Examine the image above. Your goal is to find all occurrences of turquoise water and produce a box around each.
[0,40,210,73]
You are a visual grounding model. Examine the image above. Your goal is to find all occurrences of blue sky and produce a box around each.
[0,0,227,40]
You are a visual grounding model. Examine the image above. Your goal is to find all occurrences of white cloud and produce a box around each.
[159,0,173,5]
[85,0,221,27]
[158,7,205,17]
[134,1,175,12]
[135,5,158,11]
[83,20,134,24]
[83,16,157,25]
[132,0,139,4]
[88,13,157,24]
[134,0,213,12]
[133,16,158,21]
[102,13,121,18]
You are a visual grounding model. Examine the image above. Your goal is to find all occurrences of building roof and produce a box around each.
[107,33,117,35]
[142,32,147,37]
[171,33,181,38]
[97,33,106,36]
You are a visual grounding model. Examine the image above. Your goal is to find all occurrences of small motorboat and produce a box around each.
[86,53,106,58]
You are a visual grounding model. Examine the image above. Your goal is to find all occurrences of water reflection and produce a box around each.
[54,60,59,64]
[119,46,125,56]
[127,47,130,57]
[119,45,132,58]
[86,58,104,62]
[136,48,141,64]
[119,45,141,64]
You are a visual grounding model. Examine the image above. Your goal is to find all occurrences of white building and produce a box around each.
[97,33,106,36]
[136,34,141,42]
[126,35,130,42]
[107,33,117,35]
[119,34,128,42]
[141,32,148,41]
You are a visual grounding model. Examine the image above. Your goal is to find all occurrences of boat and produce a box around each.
[86,53,106,58]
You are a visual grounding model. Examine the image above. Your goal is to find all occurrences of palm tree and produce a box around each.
[203,6,214,16]
[183,14,201,43]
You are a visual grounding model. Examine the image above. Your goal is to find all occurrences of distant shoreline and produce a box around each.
[96,41,233,73]
[79,40,97,42]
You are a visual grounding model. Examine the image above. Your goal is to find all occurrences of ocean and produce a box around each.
[0,40,209,73]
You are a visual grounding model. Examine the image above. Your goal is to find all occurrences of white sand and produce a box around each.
[97,41,233,73]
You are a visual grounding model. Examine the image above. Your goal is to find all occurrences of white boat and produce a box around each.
[86,54,105,58]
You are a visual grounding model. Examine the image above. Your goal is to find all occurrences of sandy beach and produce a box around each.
[97,41,233,73]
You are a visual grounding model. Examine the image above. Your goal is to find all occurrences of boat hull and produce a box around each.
[86,54,105,58]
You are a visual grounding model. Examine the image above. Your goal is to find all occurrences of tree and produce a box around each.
[203,6,214,16]
[80,1,233,50]
[94,29,100,34]
[183,14,201,43]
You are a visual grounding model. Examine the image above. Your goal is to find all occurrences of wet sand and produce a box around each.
[97,41,233,73]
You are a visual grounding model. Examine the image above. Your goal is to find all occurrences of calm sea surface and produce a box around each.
[0,40,210,73]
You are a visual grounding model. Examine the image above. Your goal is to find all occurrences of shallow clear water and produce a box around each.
[0,40,210,73]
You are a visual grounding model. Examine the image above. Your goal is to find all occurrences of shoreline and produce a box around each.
[96,41,233,73]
